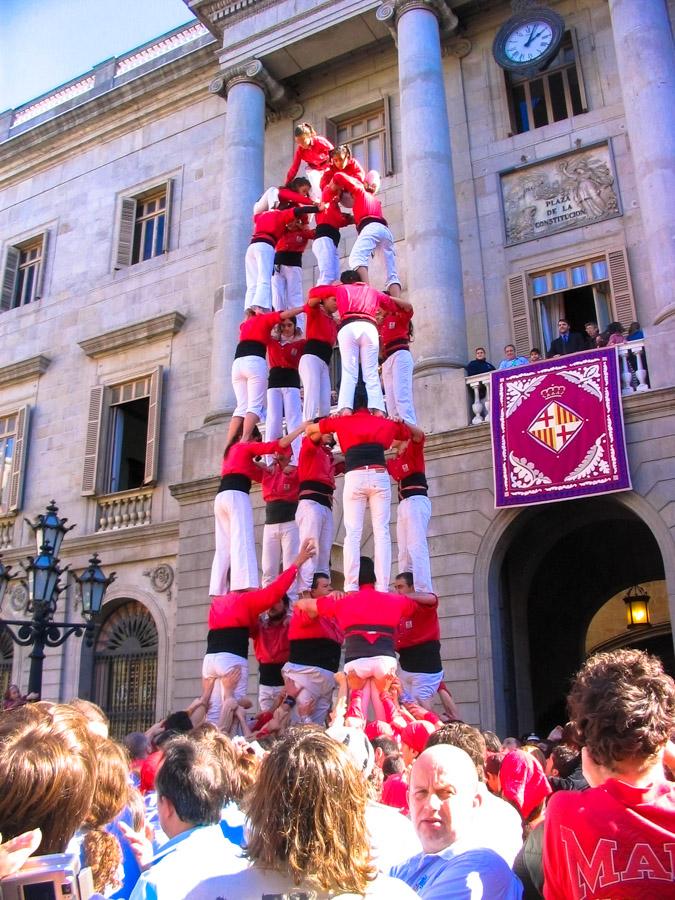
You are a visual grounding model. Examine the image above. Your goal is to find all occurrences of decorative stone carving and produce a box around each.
[9,583,28,614]
[377,0,459,37]
[143,563,175,600]
[209,59,300,119]
[443,37,472,58]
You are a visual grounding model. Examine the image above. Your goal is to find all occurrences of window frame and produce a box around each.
[325,96,394,177]
[81,367,163,497]
[113,179,173,271]
[0,405,30,515]
[1,231,49,312]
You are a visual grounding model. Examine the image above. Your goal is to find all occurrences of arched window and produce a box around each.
[94,600,158,738]
[0,630,13,698]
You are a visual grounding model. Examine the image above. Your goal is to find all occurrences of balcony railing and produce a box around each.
[96,488,153,532]
[465,341,651,426]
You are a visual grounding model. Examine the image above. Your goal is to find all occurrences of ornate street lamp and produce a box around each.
[623,584,652,630]
[0,503,115,698]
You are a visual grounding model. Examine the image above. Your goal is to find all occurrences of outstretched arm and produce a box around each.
[278,421,311,448]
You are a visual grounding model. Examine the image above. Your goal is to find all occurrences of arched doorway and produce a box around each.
[93,600,158,739]
[491,496,672,738]
[0,630,13,697]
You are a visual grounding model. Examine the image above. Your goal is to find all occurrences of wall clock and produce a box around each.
[493,8,565,73]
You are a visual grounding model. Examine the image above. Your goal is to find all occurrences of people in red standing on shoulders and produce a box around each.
[265,319,305,465]
[379,299,416,424]
[312,184,353,286]
[253,594,291,714]
[285,122,334,200]
[300,290,338,420]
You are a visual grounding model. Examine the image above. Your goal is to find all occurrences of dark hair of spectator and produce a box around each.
[482,730,502,753]
[382,753,405,778]
[395,571,414,588]
[370,735,399,757]
[425,722,487,782]
[123,731,149,761]
[550,743,581,779]
[358,556,376,586]
[340,269,361,284]
[155,736,229,826]
[311,572,330,590]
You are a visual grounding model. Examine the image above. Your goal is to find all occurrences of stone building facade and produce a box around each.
[0,0,673,736]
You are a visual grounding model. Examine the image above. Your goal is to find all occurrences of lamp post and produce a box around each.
[0,501,116,698]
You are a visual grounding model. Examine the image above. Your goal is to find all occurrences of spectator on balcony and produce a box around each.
[498,344,528,369]
[584,321,600,349]
[627,320,644,340]
[606,321,626,346]
[547,319,585,357]
[465,347,496,376]
[529,347,542,363]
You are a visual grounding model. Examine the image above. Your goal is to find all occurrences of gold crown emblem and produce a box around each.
[541,385,565,400]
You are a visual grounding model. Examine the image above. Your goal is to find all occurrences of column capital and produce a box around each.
[209,59,302,118]
[376,0,459,37]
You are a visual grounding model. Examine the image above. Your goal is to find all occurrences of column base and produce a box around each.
[413,364,471,433]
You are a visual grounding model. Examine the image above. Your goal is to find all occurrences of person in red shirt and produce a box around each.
[310,271,408,413]
[329,169,401,296]
[393,571,443,710]
[282,571,344,725]
[387,423,431,593]
[271,218,315,318]
[265,318,306,465]
[261,441,300,603]
[253,594,291,713]
[245,202,318,311]
[307,399,408,592]
[295,432,343,594]
[300,291,338,420]
[379,300,416,424]
[311,184,353,286]
[204,538,314,731]
[319,144,367,196]
[285,122,334,200]
[297,556,436,721]
[253,176,312,216]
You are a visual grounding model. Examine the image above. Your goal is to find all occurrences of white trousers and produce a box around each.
[295,499,334,592]
[244,242,274,311]
[202,652,248,724]
[348,222,400,289]
[337,320,384,411]
[231,355,267,419]
[344,655,397,679]
[299,354,332,419]
[382,349,416,424]
[306,167,324,202]
[272,264,303,312]
[262,520,300,601]
[265,387,303,464]
[343,469,391,592]
[312,235,341,285]
[398,668,443,703]
[258,683,284,712]
[209,490,259,594]
[282,662,336,724]
[396,495,432,593]
[253,186,279,216]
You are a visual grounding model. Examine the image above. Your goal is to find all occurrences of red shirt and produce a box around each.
[331,172,385,226]
[319,410,408,454]
[278,186,311,206]
[267,338,305,370]
[309,282,395,324]
[275,226,315,254]
[251,208,298,244]
[396,597,440,649]
[238,310,282,346]
[315,189,353,230]
[286,135,334,181]
[261,462,299,503]
[221,440,280,482]
[298,437,336,489]
[387,435,426,482]
[253,613,290,664]
[317,585,417,643]
[302,303,337,346]
[379,305,413,348]
[208,565,298,630]
[288,606,343,644]
[320,157,366,191]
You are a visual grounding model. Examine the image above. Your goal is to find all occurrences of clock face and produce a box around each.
[504,21,554,64]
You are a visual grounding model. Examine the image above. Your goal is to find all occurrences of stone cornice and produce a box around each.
[78,311,187,359]
[169,476,221,504]
[209,59,303,117]
[0,354,51,389]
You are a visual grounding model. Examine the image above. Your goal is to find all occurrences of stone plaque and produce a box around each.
[501,142,621,245]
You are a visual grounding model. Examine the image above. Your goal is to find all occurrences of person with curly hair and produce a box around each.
[543,648,675,899]
[192,729,417,897]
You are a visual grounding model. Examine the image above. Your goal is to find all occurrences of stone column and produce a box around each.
[378,1,468,431]
[608,0,675,386]
[206,63,267,421]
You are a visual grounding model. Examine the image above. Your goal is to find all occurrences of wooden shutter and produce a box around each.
[0,246,19,311]
[161,180,173,254]
[569,28,588,112]
[7,404,30,512]
[323,117,338,148]
[507,273,533,357]
[383,94,394,176]
[114,197,137,269]
[143,365,163,485]
[606,246,637,327]
[34,230,49,299]
[81,386,105,496]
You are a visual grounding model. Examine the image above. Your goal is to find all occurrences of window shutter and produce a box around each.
[323,117,338,148]
[143,365,163,485]
[507,273,533,357]
[7,404,30,512]
[161,180,173,254]
[569,28,588,112]
[115,197,137,269]
[383,94,394,176]
[34,230,49,299]
[606,247,637,327]
[1,246,19,311]
[82,386,105,496]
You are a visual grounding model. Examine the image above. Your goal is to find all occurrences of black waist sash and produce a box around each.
[258,662,285,686]
[399,640,442,674]
[234,340,266,360]
[206,626,249,657]
[274,251,302,267]
[265,499,298,524]
[399,472,428,501]
[382,339,410,361]
[303,339,333,365]
[344,632,395,663]
[218,474,252,494]
[315,224,340,246]
[345,443,386,472]
[289,638,342,671]
[356,215,387,234]
[268,367,301,389]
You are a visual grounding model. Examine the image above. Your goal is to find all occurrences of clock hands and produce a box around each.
[524,26,545,48]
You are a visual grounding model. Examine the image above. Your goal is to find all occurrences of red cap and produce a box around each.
[400,720,436,755]
[499,749,552,820]
[365,719,394,741]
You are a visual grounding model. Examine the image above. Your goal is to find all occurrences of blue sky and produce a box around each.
[1,0,195,111]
